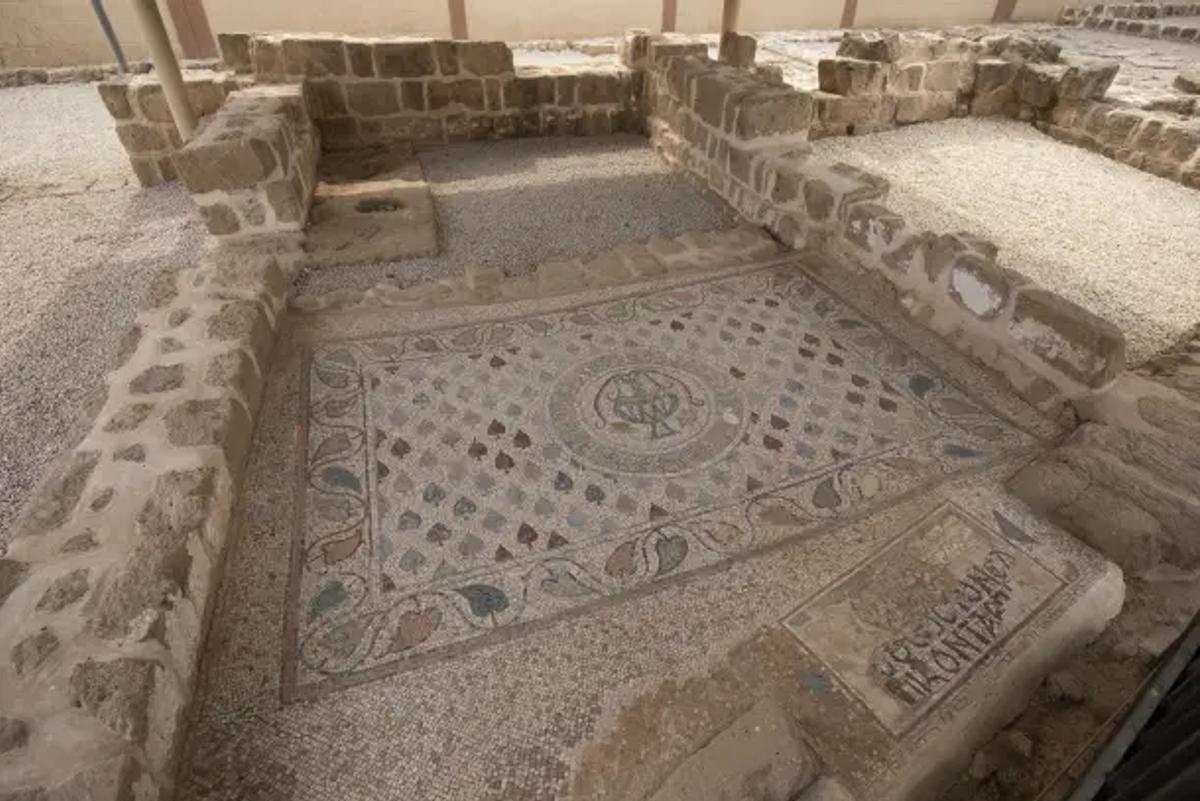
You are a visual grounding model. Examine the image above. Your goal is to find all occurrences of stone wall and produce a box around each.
[218,33,639,150]
[173,85,319,238]
[97,70,252,187]
[0,236,305,801]
[1060,3,1200,41]
[640,36,1127,411]
[1040,100,1200,187]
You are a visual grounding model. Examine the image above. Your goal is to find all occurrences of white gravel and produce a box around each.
[296,134,734,297]
[811,117,1200,364]
[0,84,205,536]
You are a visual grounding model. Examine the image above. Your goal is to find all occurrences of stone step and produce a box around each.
[290,223,782,314]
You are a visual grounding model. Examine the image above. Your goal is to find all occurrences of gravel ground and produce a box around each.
[811,117,1200,364]
[0,84,205,537]
[295,134,735,297]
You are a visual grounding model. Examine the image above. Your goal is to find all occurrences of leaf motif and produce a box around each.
[455,584,509,618]
[994,511,1036,545]
[323,396,356,418]
[605,541,637,578]
[315,496,353,522]
[386,608,442,654]
[324,348,356,366]
[540,564,596,599]
[315,367,350,389]
[654,535,688,576]
[322,466,361,492]
[322,528,362,565]
[308,580,347,622]
[312,432,353,463]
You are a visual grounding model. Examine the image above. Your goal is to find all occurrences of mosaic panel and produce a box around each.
[286,264,1035,698]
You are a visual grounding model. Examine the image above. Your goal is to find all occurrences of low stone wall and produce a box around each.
[0,236,305,801]
[219,33,639,150]
[1060,3,1200,42]
[173,85,319,237]
[1041,100,1200,187]
[1,61,154,88]
[97,70,252,186]
[641,37,1126,411]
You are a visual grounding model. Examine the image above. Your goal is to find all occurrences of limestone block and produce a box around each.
[116,123,167,154]
[645,700,818,801]
[457,41,514,76]
[755,64,785,85]
[347,81,401,117]
[694,70,739,129]
[217,33,252,74]
[1058,59,1120,101]
[818,58,888,96]
[304,79,348,118]
[1101,108,1144,146]
[666,56,713,103]
[922,60,970,93]
[1009,288,1125,388]
[801,161,888,222]
[1153,124,1200,164]
[375,41,436,78]
[97,82,133,120]
[619,29,652,70]
[578,71,623,105]
[69,658,157,741]
[718,32,757,69]
[814,91,889,126]
[895,91,955,124]
[836,31,898,63]
[173,115,285,194]
[735,87,814,139]
[250,37,284,78]
[346,41,374,78]
[505,70,556,108]
[974,60,1019,95]
[647,39,708,68]
[1016,64,1066,108]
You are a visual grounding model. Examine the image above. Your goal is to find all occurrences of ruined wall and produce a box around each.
[97,70,251,186]
[217,33,639,150]
[173,84,319,237]
[1059,2,1200,41]
[638,34,1127,412]
[0,235,306,801]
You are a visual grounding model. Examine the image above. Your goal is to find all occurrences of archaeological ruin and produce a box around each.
[1,2,1199,800]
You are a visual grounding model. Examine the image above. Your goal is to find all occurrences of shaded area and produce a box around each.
[294,135,734,297]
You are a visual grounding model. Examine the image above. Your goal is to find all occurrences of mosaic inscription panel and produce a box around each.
[783,504,1064,735]
[287,265,1034,698]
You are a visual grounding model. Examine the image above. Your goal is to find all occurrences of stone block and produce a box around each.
[304,80,348,118]
[1058,59,1119,101]
[70,658,156,741]
[346,81,401,117]
[217,33,252,73]
[836,32,898,63]
[375,41,436,78]
[817,58,887,96]
[693,70,738,129]
[97,82,133,120]
[895,64,924,92]
[579,71,623,105]
[920,61,961,93]
[1154,124,1200,164]
[251,37,284,77]
[116,122,167,153]
[619,29,652,70]
[647,39,708,67]
[1009,288,1125,387]
[894,92,955,124]
[1017,64,1065,108]
[736,88,814,139]
[815,91,887,126]
[164,397,253,469]
[718,32,757,69]
[974,59,1018,94]
[281,37,347,77]
[505,71,555,108]
[429,79,486,111]
[359,115,445,145]
[266,174,306,224]
[457,41,514,75]
[844,202,907,254]
[947,253,1011,320]
[173,117,284,194]
[346,41,374,77]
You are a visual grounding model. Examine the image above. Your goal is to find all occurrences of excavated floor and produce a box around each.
[176,248,1121,801]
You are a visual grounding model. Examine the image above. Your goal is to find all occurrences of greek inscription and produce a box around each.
[871,550,1016,706]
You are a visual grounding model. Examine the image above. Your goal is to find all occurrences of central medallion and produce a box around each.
[549,349,746,475]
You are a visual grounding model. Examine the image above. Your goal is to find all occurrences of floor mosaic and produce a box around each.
[286,262,1036,698]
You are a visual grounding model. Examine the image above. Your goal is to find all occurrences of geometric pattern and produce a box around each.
[285,263,1034,699]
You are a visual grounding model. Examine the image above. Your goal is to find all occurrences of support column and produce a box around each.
[448,0,468,39]
[130,0,197,141]
[661,0,677,32]
[720,0,741,36]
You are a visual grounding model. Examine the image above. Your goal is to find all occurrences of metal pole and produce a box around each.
[91,0,129,73]
[130,0,197,141]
